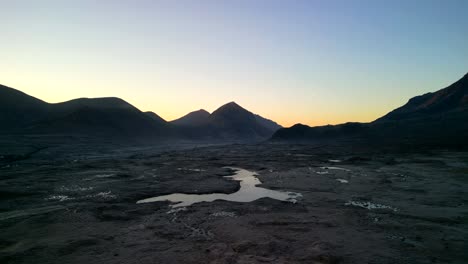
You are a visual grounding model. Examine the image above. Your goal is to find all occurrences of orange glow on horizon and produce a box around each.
[2,79,389,129]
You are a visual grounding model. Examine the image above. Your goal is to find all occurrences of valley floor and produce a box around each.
[1,139,467,264]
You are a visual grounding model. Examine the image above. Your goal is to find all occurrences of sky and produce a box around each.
[2,0,467,127]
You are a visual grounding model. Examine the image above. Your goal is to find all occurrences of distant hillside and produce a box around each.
[0,85,171,139]
[376,73,468,121]
[0,84,282,142]
[254,114,282,132]
[0,84,51,131]
[209,102,275,140]
[272,122,367,142]
[271,73,468,148]
[172,102,282,141]
[145,111,167,125]
[171,109,210,126]
[30,98,172,137]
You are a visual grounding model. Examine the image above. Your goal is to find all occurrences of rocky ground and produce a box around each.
[1,139,467,264]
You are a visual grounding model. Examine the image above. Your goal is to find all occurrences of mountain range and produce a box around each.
[170,102,281,140]
[271,72,468,148]
[1,72,466,146]
[0,84,281,141]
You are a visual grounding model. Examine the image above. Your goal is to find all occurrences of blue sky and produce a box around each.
[2,0,467,126]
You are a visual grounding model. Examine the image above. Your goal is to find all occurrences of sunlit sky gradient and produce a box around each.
[2,0,467,127]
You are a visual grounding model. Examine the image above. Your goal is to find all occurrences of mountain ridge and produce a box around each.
[0,85,281,141]
[171,102,282,141]
[271,72,468,147]
[376,73,468,122]
[171,109,210,126]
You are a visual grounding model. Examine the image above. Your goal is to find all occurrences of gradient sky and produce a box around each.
[2,0,467,127]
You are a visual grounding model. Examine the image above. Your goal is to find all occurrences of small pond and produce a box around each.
[137,167,302,208]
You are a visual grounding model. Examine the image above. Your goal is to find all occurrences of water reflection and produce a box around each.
[137,167,302,208]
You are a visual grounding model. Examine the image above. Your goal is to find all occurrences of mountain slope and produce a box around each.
[29,98,171,137]
[377,73,468,121]
[0,84,51,131]
[145,111,167,125]
[0,85,171,138]
[209,102,282,140]
[208,102,269,140]
[254,114,282,132]
[171,109,210,126]
[271,73,468,147]
[1,84,282,141]
[172,102,282,141]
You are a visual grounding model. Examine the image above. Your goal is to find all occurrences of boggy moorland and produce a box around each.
[1,139,467,264]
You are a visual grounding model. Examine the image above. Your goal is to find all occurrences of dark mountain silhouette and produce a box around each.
[376,73,468,121]
[254,114,282,132]
[0,84,51,131]
[30,98,172,137]
[271,73,468,148]
[272,122,368,142]
[0,85,171,138]
[1,84,281,141]
[171,109,210,126]
[145,111,167,125]
[173,102,282,141]
[208,102,276,140]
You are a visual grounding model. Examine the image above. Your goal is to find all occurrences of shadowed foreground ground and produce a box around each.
[1,139,467,264]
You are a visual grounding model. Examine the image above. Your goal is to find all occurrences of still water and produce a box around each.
[137,167,302,208]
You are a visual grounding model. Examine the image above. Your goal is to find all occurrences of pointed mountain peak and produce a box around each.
[213,101,249,114]
[210,102,253,122]
[211,101,251,116]
[225,101,240,106]
[219,101,243,109]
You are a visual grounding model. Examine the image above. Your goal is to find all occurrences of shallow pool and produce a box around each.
[137,167,302,208]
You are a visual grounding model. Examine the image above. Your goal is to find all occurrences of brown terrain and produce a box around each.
[1,139,467,264]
